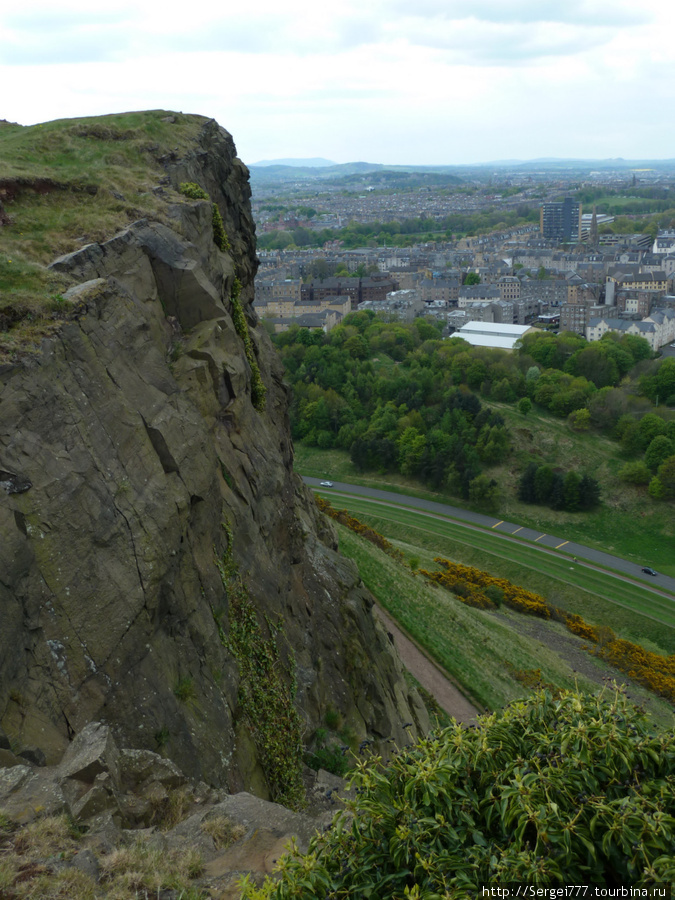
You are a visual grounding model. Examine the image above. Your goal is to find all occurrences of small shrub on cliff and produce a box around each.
[173,676,196,703]
[214,521,304,809]
[211,203,230,252]
[241,686,675,898]
[179,181,230,252]
[179,182,209,201]
[230,276,266,412]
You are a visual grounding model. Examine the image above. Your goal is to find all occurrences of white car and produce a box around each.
[319,481,334,487]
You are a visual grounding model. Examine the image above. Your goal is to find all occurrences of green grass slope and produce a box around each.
[332,512,675,728]
[0,110,207,361]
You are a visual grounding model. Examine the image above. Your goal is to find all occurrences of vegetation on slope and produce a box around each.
[241,687,675,898]
[0,111,209,361]
[321,496,675,721]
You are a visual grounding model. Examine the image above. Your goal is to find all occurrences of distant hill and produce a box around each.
[478,157,675,171]
[248,160,463,188]
[251,157,336,168]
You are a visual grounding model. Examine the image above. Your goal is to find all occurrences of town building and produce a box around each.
[540,199,582,244]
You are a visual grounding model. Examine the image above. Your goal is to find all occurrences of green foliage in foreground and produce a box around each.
[241,688,675,898]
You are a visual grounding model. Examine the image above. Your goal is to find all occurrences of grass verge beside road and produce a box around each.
[328,494,675,653]
[335,521,675,728]
[294,429,675,575]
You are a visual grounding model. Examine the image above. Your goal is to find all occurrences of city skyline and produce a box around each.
[2,0,674,167]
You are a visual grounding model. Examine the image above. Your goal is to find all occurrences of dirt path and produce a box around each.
[374,605,481,724]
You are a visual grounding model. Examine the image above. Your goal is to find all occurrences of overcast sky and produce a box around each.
[2,1,674,166]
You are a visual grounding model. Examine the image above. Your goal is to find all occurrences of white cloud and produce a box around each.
[1,0,674,163]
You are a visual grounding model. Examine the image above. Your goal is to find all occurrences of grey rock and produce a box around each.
[119,748,186,790]
[0,748,24,768]
[80,810,123,855]
[164,810,220,860]
[68,848,100,882]
[0,469,32,494]
[0,115,428,796]
[0,767,68,824]
[71,772,118,820]
[59,722,120,785]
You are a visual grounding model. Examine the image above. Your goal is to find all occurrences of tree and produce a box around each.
[563,470,581,510]
[549,472,566,510]
[618,460,652,484]
[645,435,675,471]
[568,407,590,431]
[242,688,675,899]
[578,474,601,508]
[468,474,500,510]
[518,462,538,502]
[517,396,532,416]
[464,271,481,285]
[654,454,675,499]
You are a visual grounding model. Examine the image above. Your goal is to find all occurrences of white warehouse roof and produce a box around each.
[448,322,540,350]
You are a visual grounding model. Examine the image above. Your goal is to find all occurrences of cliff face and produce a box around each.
[0,116,426,794]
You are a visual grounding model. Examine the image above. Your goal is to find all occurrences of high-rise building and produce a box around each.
[540,199,582,244]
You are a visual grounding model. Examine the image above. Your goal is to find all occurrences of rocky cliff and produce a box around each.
[0,113,426,799]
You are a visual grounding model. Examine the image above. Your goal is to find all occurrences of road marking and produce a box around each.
[512,526,523,534]
[534,534,546,542]
[556,540,569,549]
[492,520,503,529]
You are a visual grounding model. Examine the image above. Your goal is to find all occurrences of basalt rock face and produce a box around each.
[0,117,427,793]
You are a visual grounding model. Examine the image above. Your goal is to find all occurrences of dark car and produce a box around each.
[642,566,658,576]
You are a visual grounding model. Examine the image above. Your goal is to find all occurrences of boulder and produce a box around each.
[118,748,186,791]
[0,767,68,825]
[58,722,120,785]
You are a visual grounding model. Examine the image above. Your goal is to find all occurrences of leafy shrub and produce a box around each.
[215,522,303,809]
[305,728,351,778]
[179,181,209,200]
[420,558,675,703]
[618,460,652,484]
[241,687,675,898]
[316,496,404,563]
[211,203,230,252]
[230,276,266,412]
[179,182,230,252]
[173,676,196,703]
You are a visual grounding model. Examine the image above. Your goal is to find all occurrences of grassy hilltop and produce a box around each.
[0,110,208,361]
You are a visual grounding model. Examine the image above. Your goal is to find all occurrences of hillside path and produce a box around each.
[373,604,481,724]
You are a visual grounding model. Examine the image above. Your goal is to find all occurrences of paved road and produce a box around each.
[303,476,675,597]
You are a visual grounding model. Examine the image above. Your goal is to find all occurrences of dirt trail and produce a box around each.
[374,605,481,724]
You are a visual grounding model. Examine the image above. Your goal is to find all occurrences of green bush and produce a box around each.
[305,727,350,778]
[179,182,231,252]
[215,522,303,809]
[179,181,209,201]
[230,277,266,412]
[211,202,230,252]
[241,687,675,898]
[618,460,652,484]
